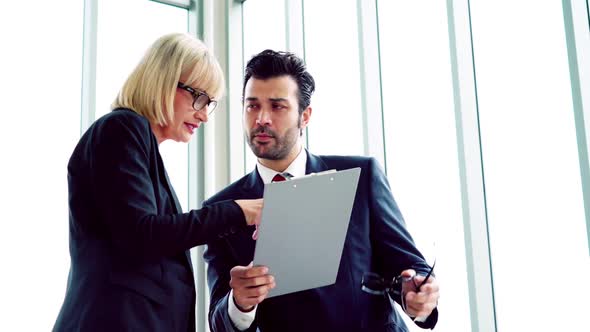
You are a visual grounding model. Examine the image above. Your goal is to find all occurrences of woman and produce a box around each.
[53,33,261,331]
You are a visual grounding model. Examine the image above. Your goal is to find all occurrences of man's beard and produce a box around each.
[247,125,300,160]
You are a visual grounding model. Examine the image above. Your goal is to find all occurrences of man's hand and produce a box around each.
[400,269,439,319]
[230,263,275,312]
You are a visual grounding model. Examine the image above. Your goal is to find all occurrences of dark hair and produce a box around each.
[243,49,315,114]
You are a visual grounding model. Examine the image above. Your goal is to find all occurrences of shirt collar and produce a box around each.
[256,147,307,184]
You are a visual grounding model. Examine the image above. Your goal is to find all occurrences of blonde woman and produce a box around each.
[53,33,262,331]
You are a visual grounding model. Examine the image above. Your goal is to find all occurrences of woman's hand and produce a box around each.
[235,199,263,240]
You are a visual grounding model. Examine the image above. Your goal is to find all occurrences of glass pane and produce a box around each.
[95,0,189,210]
[243,0,287,172]
[378,1,472,331]
[0,2,83,331]
[303,0,364,156]
[470,1,590,331]
[243,0,286,60]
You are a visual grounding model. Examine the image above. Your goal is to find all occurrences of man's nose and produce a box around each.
[256,108,271,126]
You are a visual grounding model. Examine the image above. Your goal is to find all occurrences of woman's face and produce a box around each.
[154,82,214,144]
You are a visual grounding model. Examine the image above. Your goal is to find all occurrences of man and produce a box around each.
[203,50,439,332]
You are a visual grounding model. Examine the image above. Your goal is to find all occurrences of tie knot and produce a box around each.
[272,173,292,182]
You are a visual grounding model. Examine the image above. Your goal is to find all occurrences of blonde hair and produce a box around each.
[112,33,224,126]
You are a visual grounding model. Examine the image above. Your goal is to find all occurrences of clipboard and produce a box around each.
[253,167,361,298]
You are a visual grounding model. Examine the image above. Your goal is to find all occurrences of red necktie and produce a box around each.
[272,173,287,182]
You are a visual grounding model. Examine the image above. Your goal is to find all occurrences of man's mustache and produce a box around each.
[251,126,276,138]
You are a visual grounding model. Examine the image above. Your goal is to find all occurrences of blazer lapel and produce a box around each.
[157,152,193,271]
[305,150,329,174]
[242,166,265,194]
[163,170,183,214]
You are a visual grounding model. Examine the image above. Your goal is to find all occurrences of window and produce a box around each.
[378,1,471,331]
[0,2,83,331]
[303,0,364,156]
[471,1,589,330]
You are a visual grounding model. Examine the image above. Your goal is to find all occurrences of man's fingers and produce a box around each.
[241,265,269,278]
[405,303,436,318]
[237,281,276,298]
[406,290,436,304]
[412,274,428,285]
[413,275,438,290]
[233,281,276,308]
[400,269,416,278]
[230,275,275,289]
[404,289,439,317]
[229,264,275,309]
[230,265,269,278]
[419,283,439,294]
[405,299,437,317]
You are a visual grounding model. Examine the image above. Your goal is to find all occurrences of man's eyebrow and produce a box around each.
[244,97,289,103]
[269,98,289,103]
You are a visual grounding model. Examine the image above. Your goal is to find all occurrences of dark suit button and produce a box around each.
[218,233,224,238]
[230,226,237,234]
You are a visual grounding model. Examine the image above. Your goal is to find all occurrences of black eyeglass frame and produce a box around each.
[177,82,217,115]
[361,260,436,307]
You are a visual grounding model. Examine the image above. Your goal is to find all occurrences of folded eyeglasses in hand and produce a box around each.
[361,260,435,315]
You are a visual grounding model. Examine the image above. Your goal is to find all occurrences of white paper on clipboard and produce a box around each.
[253,167,361,298]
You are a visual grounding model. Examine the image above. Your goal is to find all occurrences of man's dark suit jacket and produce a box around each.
[203,151,438,332]
[53,109,248,332]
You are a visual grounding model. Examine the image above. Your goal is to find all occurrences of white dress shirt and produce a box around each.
[228,148,307,330]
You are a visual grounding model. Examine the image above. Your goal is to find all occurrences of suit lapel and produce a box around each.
[163,170,183,213]
[242,166,265,193]
[156,151,193,271]
[305,150,329,174]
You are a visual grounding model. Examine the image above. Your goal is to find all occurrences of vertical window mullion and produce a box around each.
[563,0,590,256]
[447,0,497,331]
[187,0,206,329]
[80,0,98,134]
[285,0,308,148]
[357,0,385,165]
[227,0,247,182]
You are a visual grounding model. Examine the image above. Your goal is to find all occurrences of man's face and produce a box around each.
[243,75,309,160]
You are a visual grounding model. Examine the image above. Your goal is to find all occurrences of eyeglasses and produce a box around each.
[177,82,217,115]
[361,260,435,313]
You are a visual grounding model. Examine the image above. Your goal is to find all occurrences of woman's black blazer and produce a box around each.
[53,108,249,331]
